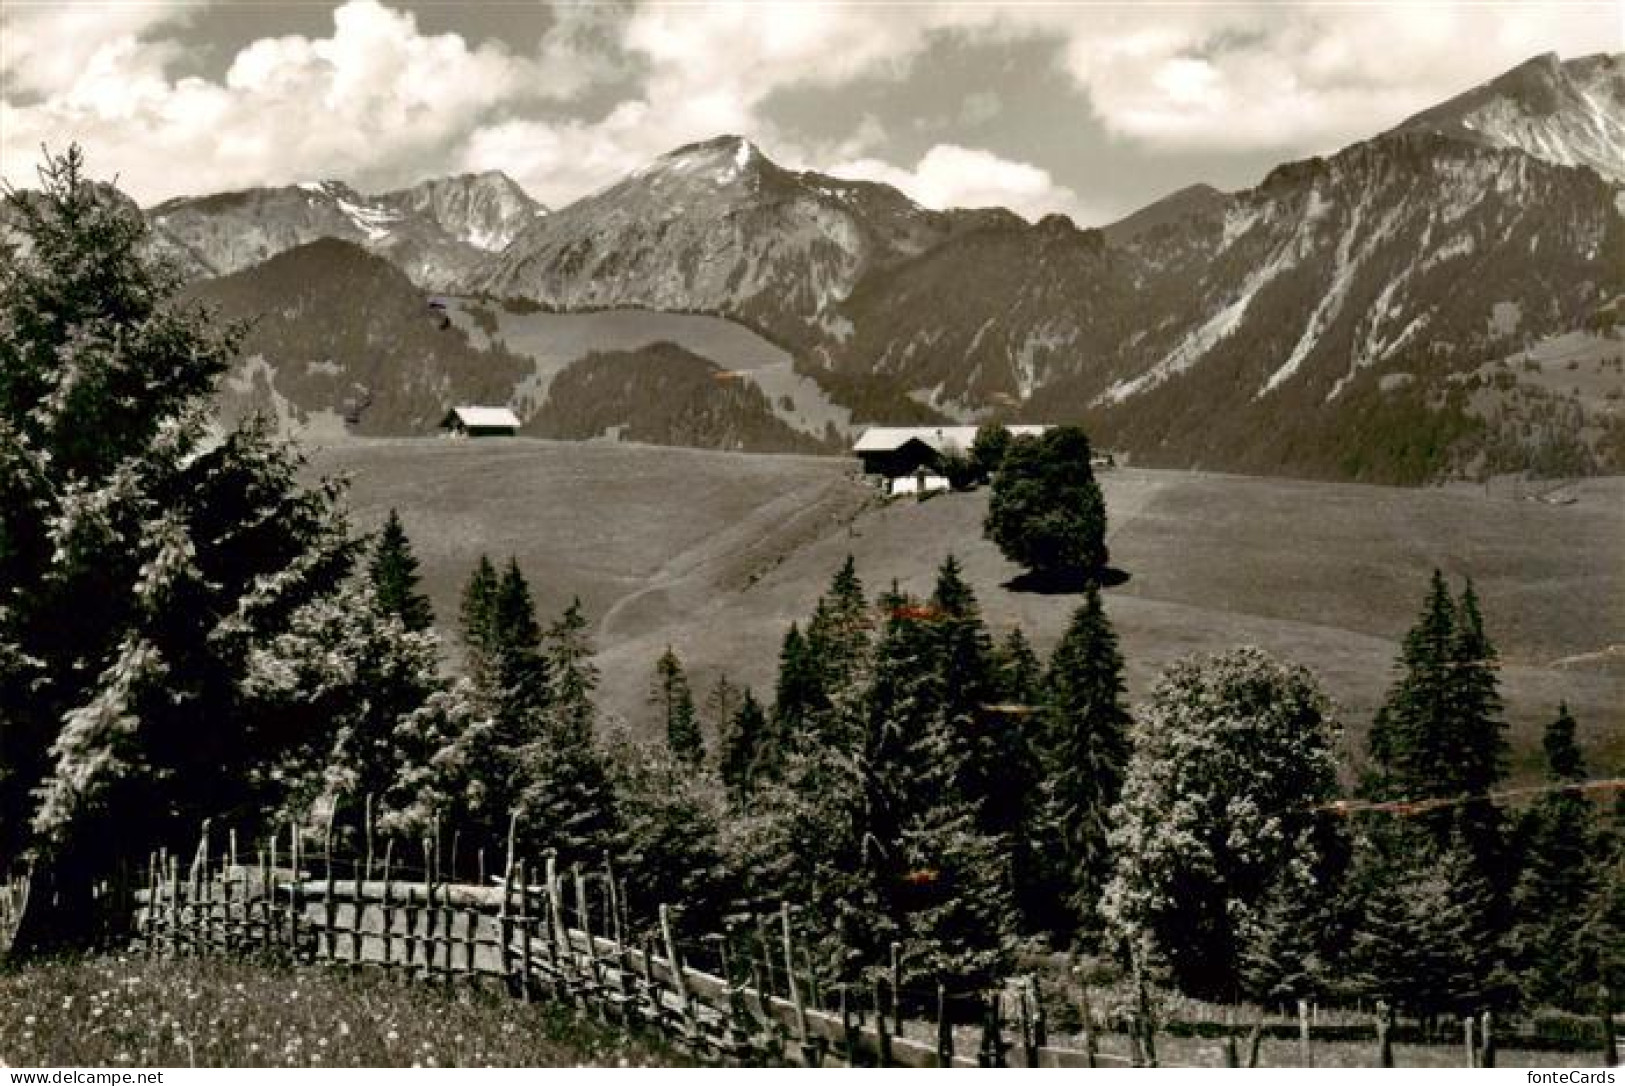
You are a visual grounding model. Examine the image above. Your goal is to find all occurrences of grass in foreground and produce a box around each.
[0,953,695,1068]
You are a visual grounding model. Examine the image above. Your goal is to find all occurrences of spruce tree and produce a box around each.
[368,509,433,631]
[1239,853,1328,1010]
[242,577,445,813]
[0,148,359,942]
[805,555,871,697]
[928,556,1033,930]
[489,558,549,727]
[459,556,499,684]
[992,625,1043,706]
[771,622,822,754]
[863,580,1016,991]
[651,646,704,767]
[1508,704,1599,1008]
[1041,586,1132,944]
[704,673,740,748]
[1368,571,1509,889]
[719,689,768,805]
[1348,831,1503,1022]
[546,596,598,745]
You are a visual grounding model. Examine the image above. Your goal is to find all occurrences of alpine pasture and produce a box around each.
[309,437,1625,777]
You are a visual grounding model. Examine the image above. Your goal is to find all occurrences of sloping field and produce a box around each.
[310,440,1624,778]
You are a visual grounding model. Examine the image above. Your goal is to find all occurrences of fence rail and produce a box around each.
[8,814,1617,1069]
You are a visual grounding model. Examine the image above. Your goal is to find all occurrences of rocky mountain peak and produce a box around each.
[1387,51,1625,181]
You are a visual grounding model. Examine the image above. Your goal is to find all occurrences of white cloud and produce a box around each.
[2,0,541,201]
[1059,5,1616,151]
[0,1,197,99]
[829,144,1083,222]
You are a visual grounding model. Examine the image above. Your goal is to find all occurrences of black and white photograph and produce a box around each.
[0,0,1621,1072]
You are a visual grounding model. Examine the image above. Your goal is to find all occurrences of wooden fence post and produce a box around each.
[660,903,699,1049]
[1246,1017,1265,1069]
[889,941,902,1022]
[290,823,304,957]
[1376,1000,1394,1068]
[935,982,954,1067]
[322,801,338,962]
[1480,1009,1496,1068]
[167,854,182,955]
[978,990,1004,1067]
[874,978,893,1066]
[574,863,607,1020]
[839,984,858,1066]
[267,829,280,952]
[1075,981,1098,1069]
[517,860,535,1003]
[1462,1014,1476,1068]
[1030,975,1047,1050]
[1299,997,1313,1067]
[421,837,436,981]
[1601,985,1618,1068]
[363,795,375,881]
[142,852,158,954]
[780,902,813,1065]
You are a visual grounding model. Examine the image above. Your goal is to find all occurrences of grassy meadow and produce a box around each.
[306,438,1625,779]
[0,954,689,1068]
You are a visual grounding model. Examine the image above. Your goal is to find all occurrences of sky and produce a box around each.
[1,1,1618,225]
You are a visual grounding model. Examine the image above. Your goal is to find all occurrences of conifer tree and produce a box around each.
[719,689,769,805]
[487,559,550,727]
[928,557,1033,927]
[459,556,499,684]
[607,732,727,931]
[1368,571,1509,888]
[1508,704,1599,1008]
[992,625,1043,706]
[704,673,740,747]
[1041,586,1132,944]
[771,621,822,754]
[806,555,871,697]
[651,646,704,767]
[0,148,358,941]
[242,577,444,812]
[1348,831,1504,1022]
[864,579,1016,990]
[546,597,597,745]
[368,509,433,631]
[1239,852,1328,1010]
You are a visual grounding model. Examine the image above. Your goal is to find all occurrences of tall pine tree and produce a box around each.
[651,646,704,767]
[459,556,500,686]
[1508,704,1599,1008]
[1367,571,1509,893]
[1040,586,1132,945]
[0,148,359,943]
[719,689,769,806]
[368,509,433,631]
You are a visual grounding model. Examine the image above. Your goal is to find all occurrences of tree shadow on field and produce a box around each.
[1002,566,1130,595]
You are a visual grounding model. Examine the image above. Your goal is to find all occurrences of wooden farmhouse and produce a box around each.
[853,425,1049,496]
[440,405,521,438]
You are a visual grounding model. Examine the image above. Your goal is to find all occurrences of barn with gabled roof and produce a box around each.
[440,405,520,437]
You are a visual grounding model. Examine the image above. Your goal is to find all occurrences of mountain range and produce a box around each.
[112,51,1625,482]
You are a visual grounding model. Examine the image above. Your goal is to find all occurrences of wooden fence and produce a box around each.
[7,813,1614,1069]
